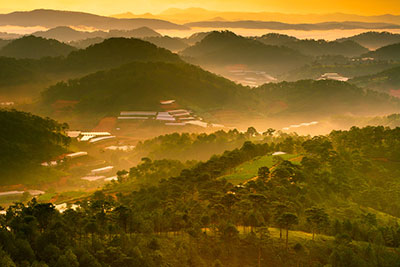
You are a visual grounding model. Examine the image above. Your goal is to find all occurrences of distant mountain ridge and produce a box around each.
[32,26,161,42]
[0,9,187,30]
[112,8,400,25]
[184,20,400,30]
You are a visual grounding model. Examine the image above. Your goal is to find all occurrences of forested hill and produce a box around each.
[337,31,400,50]
[63,37,182,71]
[256,33,369,57]
[363,42,400,61]
[0,35,76,59]
[40,67,400,121]
[40,61,251,114]
[0,37,182,96]
[0,109,70,184]
[180,31,311,74]
[350,65,400,93]
[253,80,400,118]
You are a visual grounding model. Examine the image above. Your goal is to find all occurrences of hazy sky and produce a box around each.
[0,0,399,15]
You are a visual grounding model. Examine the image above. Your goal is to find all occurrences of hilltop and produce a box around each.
[363,42,400,61]
[0,35,76,59]
[40,61,250,116]
[337,31,400,50]
[0,37,181,98]
[180,31,311,75]
[256,33,369,57]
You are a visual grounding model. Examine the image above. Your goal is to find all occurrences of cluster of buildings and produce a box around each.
[117,107,211,127]
[66,131,115,143]
[317,73,349,82]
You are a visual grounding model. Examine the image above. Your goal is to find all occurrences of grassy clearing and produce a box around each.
[220,154,301,184]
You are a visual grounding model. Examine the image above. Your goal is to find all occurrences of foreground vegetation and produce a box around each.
[2,126,400,266]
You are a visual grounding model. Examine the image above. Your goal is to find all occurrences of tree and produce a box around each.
[305,207,329,240]
[246,126,259,137]
[257,166,270,180]
[276,212,298,249]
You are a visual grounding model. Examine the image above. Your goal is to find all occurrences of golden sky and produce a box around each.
[0,0,399,16]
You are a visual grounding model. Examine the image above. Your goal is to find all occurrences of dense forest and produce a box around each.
[2,126,400,266]
[0,109,70,184]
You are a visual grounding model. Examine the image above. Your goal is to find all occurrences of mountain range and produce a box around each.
[32,26,161,42]
[0,9,187,30]
[113,7,400,25]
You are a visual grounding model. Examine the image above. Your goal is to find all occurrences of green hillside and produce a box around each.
[221,153,299,184]
[180,31,311,75]
[3,127,400,266]
[0,109,70,184]
[0,35,76,59]
[257,33,369,57]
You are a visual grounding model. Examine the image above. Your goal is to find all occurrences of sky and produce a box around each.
[0,0,399,16]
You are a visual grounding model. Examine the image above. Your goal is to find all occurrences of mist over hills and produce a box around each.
[39,58,400,123]
[32,26,161,42]
[184,20,400,31]
[180,31,311,75]
[253,80,400,118]
[256,33,369,57]
[337,31,400,50]
[0,35,76,59]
